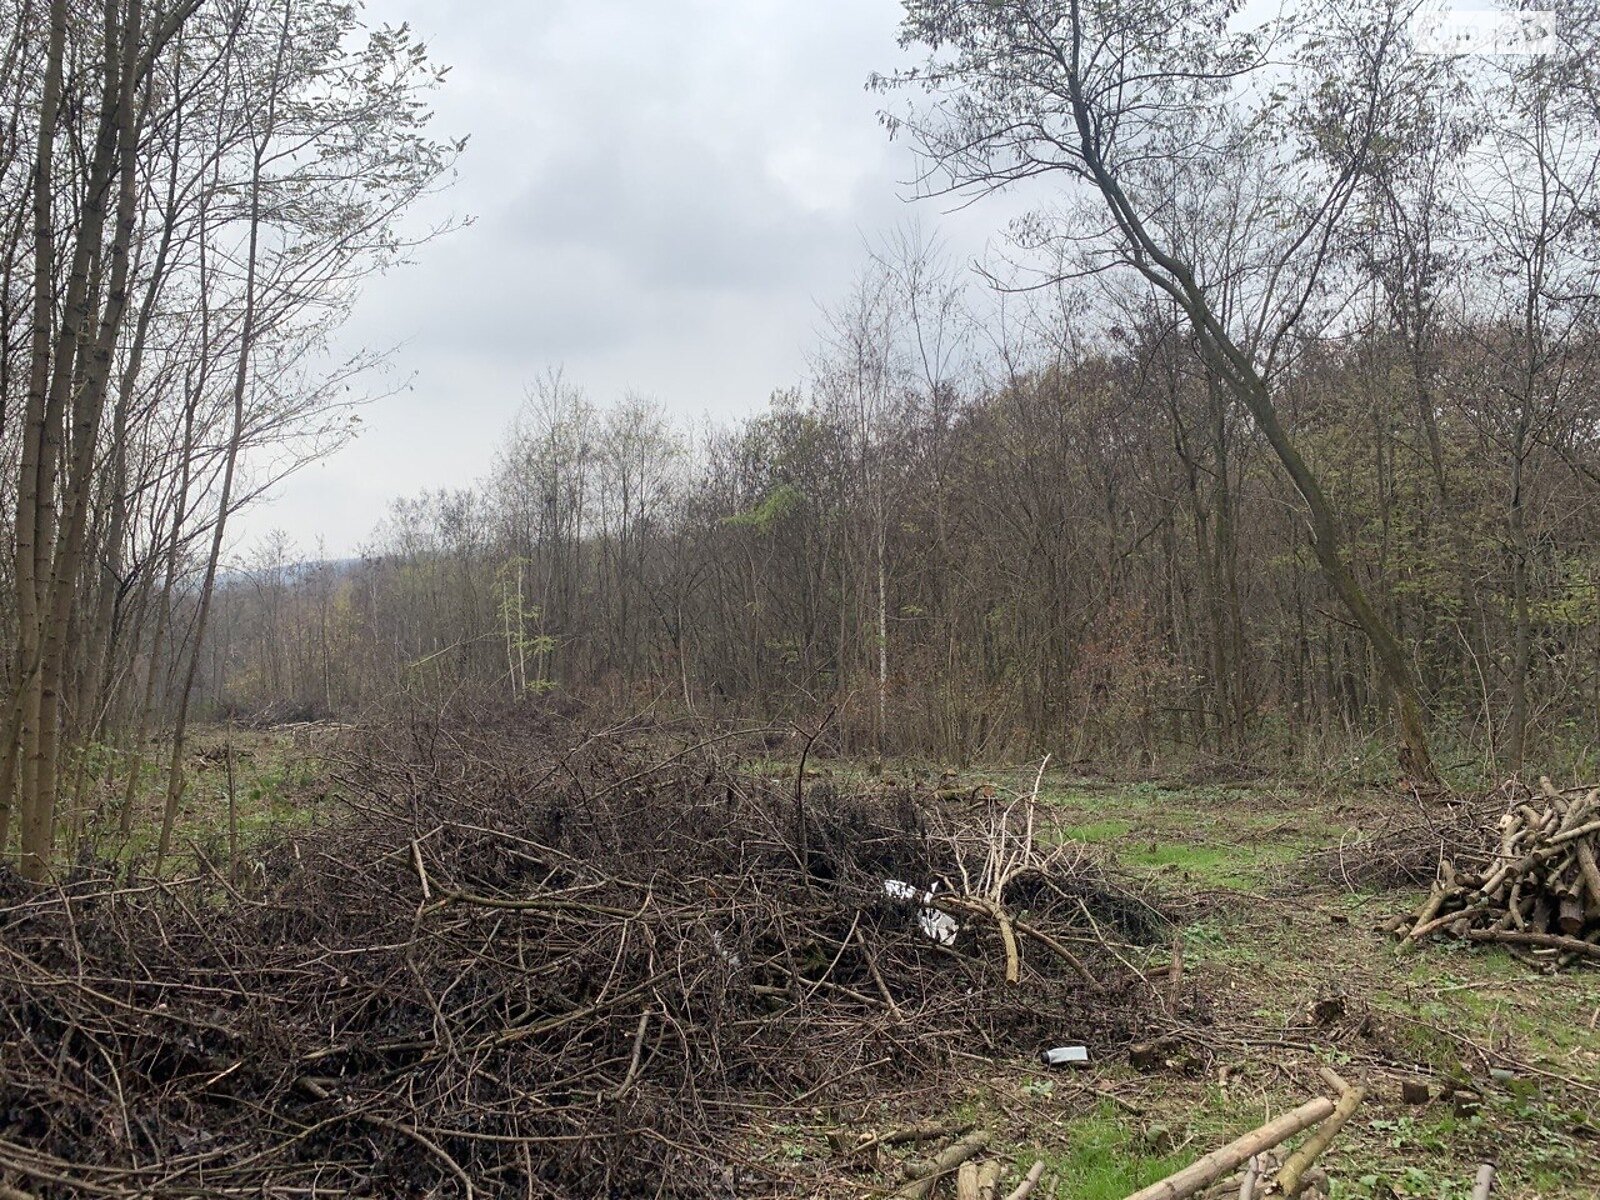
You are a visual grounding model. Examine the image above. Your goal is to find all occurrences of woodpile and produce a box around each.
[1394,777,1600,967]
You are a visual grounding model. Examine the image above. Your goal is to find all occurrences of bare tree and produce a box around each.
[882,0,1446,781]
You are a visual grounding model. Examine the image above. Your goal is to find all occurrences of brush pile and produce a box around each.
[0,706,1165,1199]
[1314,786,1507,892]
[1392,777,1600,968]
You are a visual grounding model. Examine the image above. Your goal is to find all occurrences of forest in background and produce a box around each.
[211,279,1600,779]
[5,5,1600,1197]
[4,0,1600,883]
[213,26,1600,778]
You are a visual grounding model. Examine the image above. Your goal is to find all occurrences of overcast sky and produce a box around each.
[236,0,1025,558]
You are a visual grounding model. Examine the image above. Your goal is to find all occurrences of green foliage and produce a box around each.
[68,741,123,787]
[722,483,806,533]
[1336,1164,1476,1200]
[1056,817,1133,843]
[1040,1104,1193,1200]
[1532,559,1600,627]
[495,556,558,692]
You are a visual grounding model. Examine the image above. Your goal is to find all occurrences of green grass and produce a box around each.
[1400,954,1600,1063]
[73,726,333,872]
[1120,838,1301,890]
[1038,784,1120,811]
[1055,817,1134,843]
[1175,916,1269,965]
[1030,775,1341,890]
[1123,843,1248,884]
[1037,1104,1193,1200]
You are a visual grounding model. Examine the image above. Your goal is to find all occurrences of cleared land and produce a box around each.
[766,766,1600,1199]
[5,722,1596,1200]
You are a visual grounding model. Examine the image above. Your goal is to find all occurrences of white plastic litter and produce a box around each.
[710,929,741,968]
[883,879,960,945]
[1041,1045,1090,1067]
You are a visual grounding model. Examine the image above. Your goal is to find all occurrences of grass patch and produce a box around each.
[1122,842,1280,890]
[1057,817,1135,843]
[1041,1103,1193,1200]
[1174,916,1271,966]
[1030,775,1326,890]
[1036,786,1111,812]
[75,725,335,872]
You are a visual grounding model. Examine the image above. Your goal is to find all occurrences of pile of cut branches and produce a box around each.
[0,704,1165,1198]
[1314,785,1510,891]
[1392,778,1600,968]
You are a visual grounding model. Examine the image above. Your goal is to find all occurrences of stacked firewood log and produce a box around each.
[1395,778,1600,967]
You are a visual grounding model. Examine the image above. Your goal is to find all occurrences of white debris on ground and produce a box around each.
[710,928,741,968]
[883,879,960,945]
[1040,1045,1090,1067]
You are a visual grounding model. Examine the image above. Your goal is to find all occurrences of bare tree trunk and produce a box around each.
[118,391,196,837]
[1242,371,1438,782]
[27,0,148,877]
[1507,436,1532,773]
[1209,381,1249,752]
[1064,107,1441,783]
[876,494,888,754]
[0,0,68,863]
[81,73,183,770]
[158,0,289,868]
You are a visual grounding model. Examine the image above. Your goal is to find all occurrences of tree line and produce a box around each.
[6,1,1600,879]
[209,3,1600,787]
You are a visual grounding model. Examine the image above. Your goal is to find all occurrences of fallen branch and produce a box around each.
[1465,929,1600,959]
[1236,1157,1260,1200]
[929,894,1102,988]
[1004,1160,1046,1200]
[1276,1085,1365,1196]
[1120,1098,1335,1200]
[897,1130,993,1199]
[844,1120,974,1157]
[1316,1066,1352,1096]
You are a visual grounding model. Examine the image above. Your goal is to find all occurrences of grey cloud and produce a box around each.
[351,238,650,361]
[238,0,1001,556]
[505,137,855,292]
